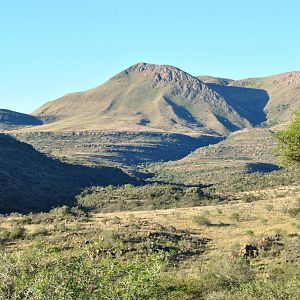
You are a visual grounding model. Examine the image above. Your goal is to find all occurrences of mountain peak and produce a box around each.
[112,62,204,90]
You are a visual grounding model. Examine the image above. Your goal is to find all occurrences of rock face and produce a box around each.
[31,63,251,136]
[113,63,205,90]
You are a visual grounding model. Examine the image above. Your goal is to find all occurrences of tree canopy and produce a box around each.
[275,112,300,165]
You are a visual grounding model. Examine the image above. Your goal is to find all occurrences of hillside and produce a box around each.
[148,128,284,188]
[199,72,300,127]
[31,63,251,136]
[0,109,42,131]
[196,75,233,85]
[231,71,300,126]
[0,134,134,213]
[12,131,222,167]
[9,66,300,171]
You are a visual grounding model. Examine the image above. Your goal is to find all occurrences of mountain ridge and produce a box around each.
[30,63,251,135]
[8,64,300,138]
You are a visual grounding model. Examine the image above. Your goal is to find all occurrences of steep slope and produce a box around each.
[0,109,42,131]
[31,63,251,136]
[0,134,134,213]
[197,71,300,128]
[231,71,300,126]
[201,83,269,126]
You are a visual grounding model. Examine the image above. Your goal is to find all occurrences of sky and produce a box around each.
[1,0,300,113]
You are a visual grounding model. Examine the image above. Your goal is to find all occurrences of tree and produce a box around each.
[275,112,300,165]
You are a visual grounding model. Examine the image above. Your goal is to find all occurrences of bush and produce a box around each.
[0,245,165,300]
[287,207,300,218]
[8,225,26,240]
[265,204,274,211]
[241,194,260,203]
[193,214,211,226]
[76,184,213,213]
[230,212,241,222]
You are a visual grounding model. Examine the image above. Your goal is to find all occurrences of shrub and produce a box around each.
[8,225,26,240]
[207,257,255,287]
[230,212,241,222]
[75,184,212,213]
[287,207,300,218]
[245,229,254,236]
[193,214,211,226]
[0,245,165,300]
[265,204,274,211]
[241,194,260,203]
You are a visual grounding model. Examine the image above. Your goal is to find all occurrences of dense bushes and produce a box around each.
[0,245,164,300]
[76,184,213,212]
[1,240,300,299]
[161,258,300,299]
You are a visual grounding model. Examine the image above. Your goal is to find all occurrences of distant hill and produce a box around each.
[230,71,300,126]
[0,109,42,131]
[0,134,134,213]
[198,71,300,127]
[8,65,300,170]
[152,128,279,186]
[31,63,252,136]
[196,76,233,86]
[12,131,222,167]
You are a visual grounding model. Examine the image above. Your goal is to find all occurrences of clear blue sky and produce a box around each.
[1,0,300,113]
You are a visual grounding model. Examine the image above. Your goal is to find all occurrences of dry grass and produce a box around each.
[1,185,299,272]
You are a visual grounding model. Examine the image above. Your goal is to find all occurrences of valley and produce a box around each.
[1,63,300,299]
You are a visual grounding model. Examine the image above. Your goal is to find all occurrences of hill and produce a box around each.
[10,66,300,170]
[12,131,222,167]
[196,75,233,85]
[0,134,134,213]
[31,63,251,136]
[231,71,300,126]
[0,109,42,131]
[199,71,300,127]
[148,128,286,189]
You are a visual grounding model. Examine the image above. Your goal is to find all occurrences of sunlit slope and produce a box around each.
[32,63,251,135]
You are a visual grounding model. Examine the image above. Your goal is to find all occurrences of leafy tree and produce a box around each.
[275,112,300,165]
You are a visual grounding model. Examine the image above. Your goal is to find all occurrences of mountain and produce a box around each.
[199,71,300,127]
[0,134,134,213]
[31,63,252,136]
[196,76,233,86]
[0,109,42,131]
[230,71,300,126]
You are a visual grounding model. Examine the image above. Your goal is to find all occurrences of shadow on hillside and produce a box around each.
[215,115,241,132]
[246,162,282,173]
[0,109,43,126]
[163,97,204,128]
[88,133,224,166]
[0,134,137,214]
[207,84,269,126]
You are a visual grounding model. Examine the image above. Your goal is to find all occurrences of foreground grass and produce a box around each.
[1,184,300,299]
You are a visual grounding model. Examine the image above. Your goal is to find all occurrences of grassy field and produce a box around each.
[1,183,300,299]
